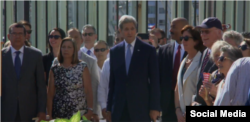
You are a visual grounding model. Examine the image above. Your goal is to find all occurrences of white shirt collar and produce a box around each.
[124,38,136,48]
[11,45,24,54]
[82,46,94,53]
[174,41,184,50]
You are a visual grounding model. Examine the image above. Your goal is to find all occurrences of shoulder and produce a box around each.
[81,52,96,63]
[25,46,43,56]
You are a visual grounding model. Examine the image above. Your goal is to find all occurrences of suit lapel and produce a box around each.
[3,47,18,80]
[183,52,201,86]
[128,38,141,77]
[19,46,30,80]
[197,49,208,82]
[169,42,175,69]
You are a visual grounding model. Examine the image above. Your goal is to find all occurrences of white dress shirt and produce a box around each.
[124,38,136,59]
[173,41,185,65]
[97,58,110,109]
[80,46,97,60]
[11,46,24,65]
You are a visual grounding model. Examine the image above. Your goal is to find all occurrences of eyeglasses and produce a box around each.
[94,48,107,52]
[26,30,32,34]
[200,30,211,34]
[158,37,165,42]
[218,56,231,62]
[239,44,249,51]
[48,35,61,39]
[180,36,193,41]
[82,33,95,37]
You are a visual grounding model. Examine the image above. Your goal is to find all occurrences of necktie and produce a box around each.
[200,50,210,79]
[15,51,21,79]
[87,50,91,55]
[125,44,132,75]
[172,45,181,90]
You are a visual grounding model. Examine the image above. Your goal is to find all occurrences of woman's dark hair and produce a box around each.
[181,25,206,52]
[58,37,79,64]
[47,27,66,53]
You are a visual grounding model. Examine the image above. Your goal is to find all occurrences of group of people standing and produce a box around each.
[2,14,250,122]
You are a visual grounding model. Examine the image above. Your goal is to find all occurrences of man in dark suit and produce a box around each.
[192,17,223,106]
[158,17,188,122]
[1,23,47,122]
[106,15,161,122]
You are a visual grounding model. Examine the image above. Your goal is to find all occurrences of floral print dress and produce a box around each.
[51,61,88,119]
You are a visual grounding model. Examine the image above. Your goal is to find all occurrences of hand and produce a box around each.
[175,109,185,122]
[102,108,107,119]
[37,112,46,122]
[203,81,217,97]
[84,110,93,121]
[191,102,200,106]
[106,111,112,122]
[199,85,208,100]
[92,114,99,122]
[149,110,160,122]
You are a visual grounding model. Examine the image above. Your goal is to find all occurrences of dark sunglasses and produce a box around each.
[218,56,231,62]
[180,36,193,41]
[26,30,32,34]
[94,48,107,52]
[82,33,95,37]
[239,44,249,51]
[48,35,61,39]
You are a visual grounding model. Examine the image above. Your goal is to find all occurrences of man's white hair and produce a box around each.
[118,15,137,30]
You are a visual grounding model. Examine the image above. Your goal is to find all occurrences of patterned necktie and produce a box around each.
[200,50,210,79]
[15,51,21,79]
[125,44,132,75]
[87,50,91,55]
[172,45,181,90]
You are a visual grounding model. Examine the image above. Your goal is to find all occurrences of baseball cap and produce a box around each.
[196,17,222,30]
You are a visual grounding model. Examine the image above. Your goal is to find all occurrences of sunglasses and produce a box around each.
[239,44,249,51]
[218,56,231,62]
[48,35,61,39]
[26,30,32,34]
[158,37,165,42]
[94,48,107,52]
[180,36,193,41]
[200,30,211,34]
[82,33,95,37]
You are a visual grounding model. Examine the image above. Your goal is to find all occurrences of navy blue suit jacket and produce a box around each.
[107,38,161,121]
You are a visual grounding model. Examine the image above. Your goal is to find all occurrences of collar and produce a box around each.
[124,38,136,48]
[174,41,184,50]
[83,46,94,53]
[11,45,24,54]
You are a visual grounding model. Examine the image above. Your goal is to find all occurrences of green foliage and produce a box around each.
[41,111,91,122]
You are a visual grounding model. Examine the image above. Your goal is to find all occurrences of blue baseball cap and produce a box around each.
[196,17,222,30]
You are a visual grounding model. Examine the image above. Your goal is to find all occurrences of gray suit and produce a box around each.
[52,51,101,117]
[1,46,47,121]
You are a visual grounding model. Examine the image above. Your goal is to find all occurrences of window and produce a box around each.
[159,20,165,26]
[159,8,165,14]
[148,6,156,14]
[148,18,156,24]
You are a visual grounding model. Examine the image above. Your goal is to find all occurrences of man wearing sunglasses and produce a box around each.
[149,28,167,52]
[80,24,98,60]
[192,17,223,106]
[158,17,188,122]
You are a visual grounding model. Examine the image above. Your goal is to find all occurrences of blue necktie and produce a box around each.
[15,51,21,79]
[126,44,132,74]
[87,50,91,55]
